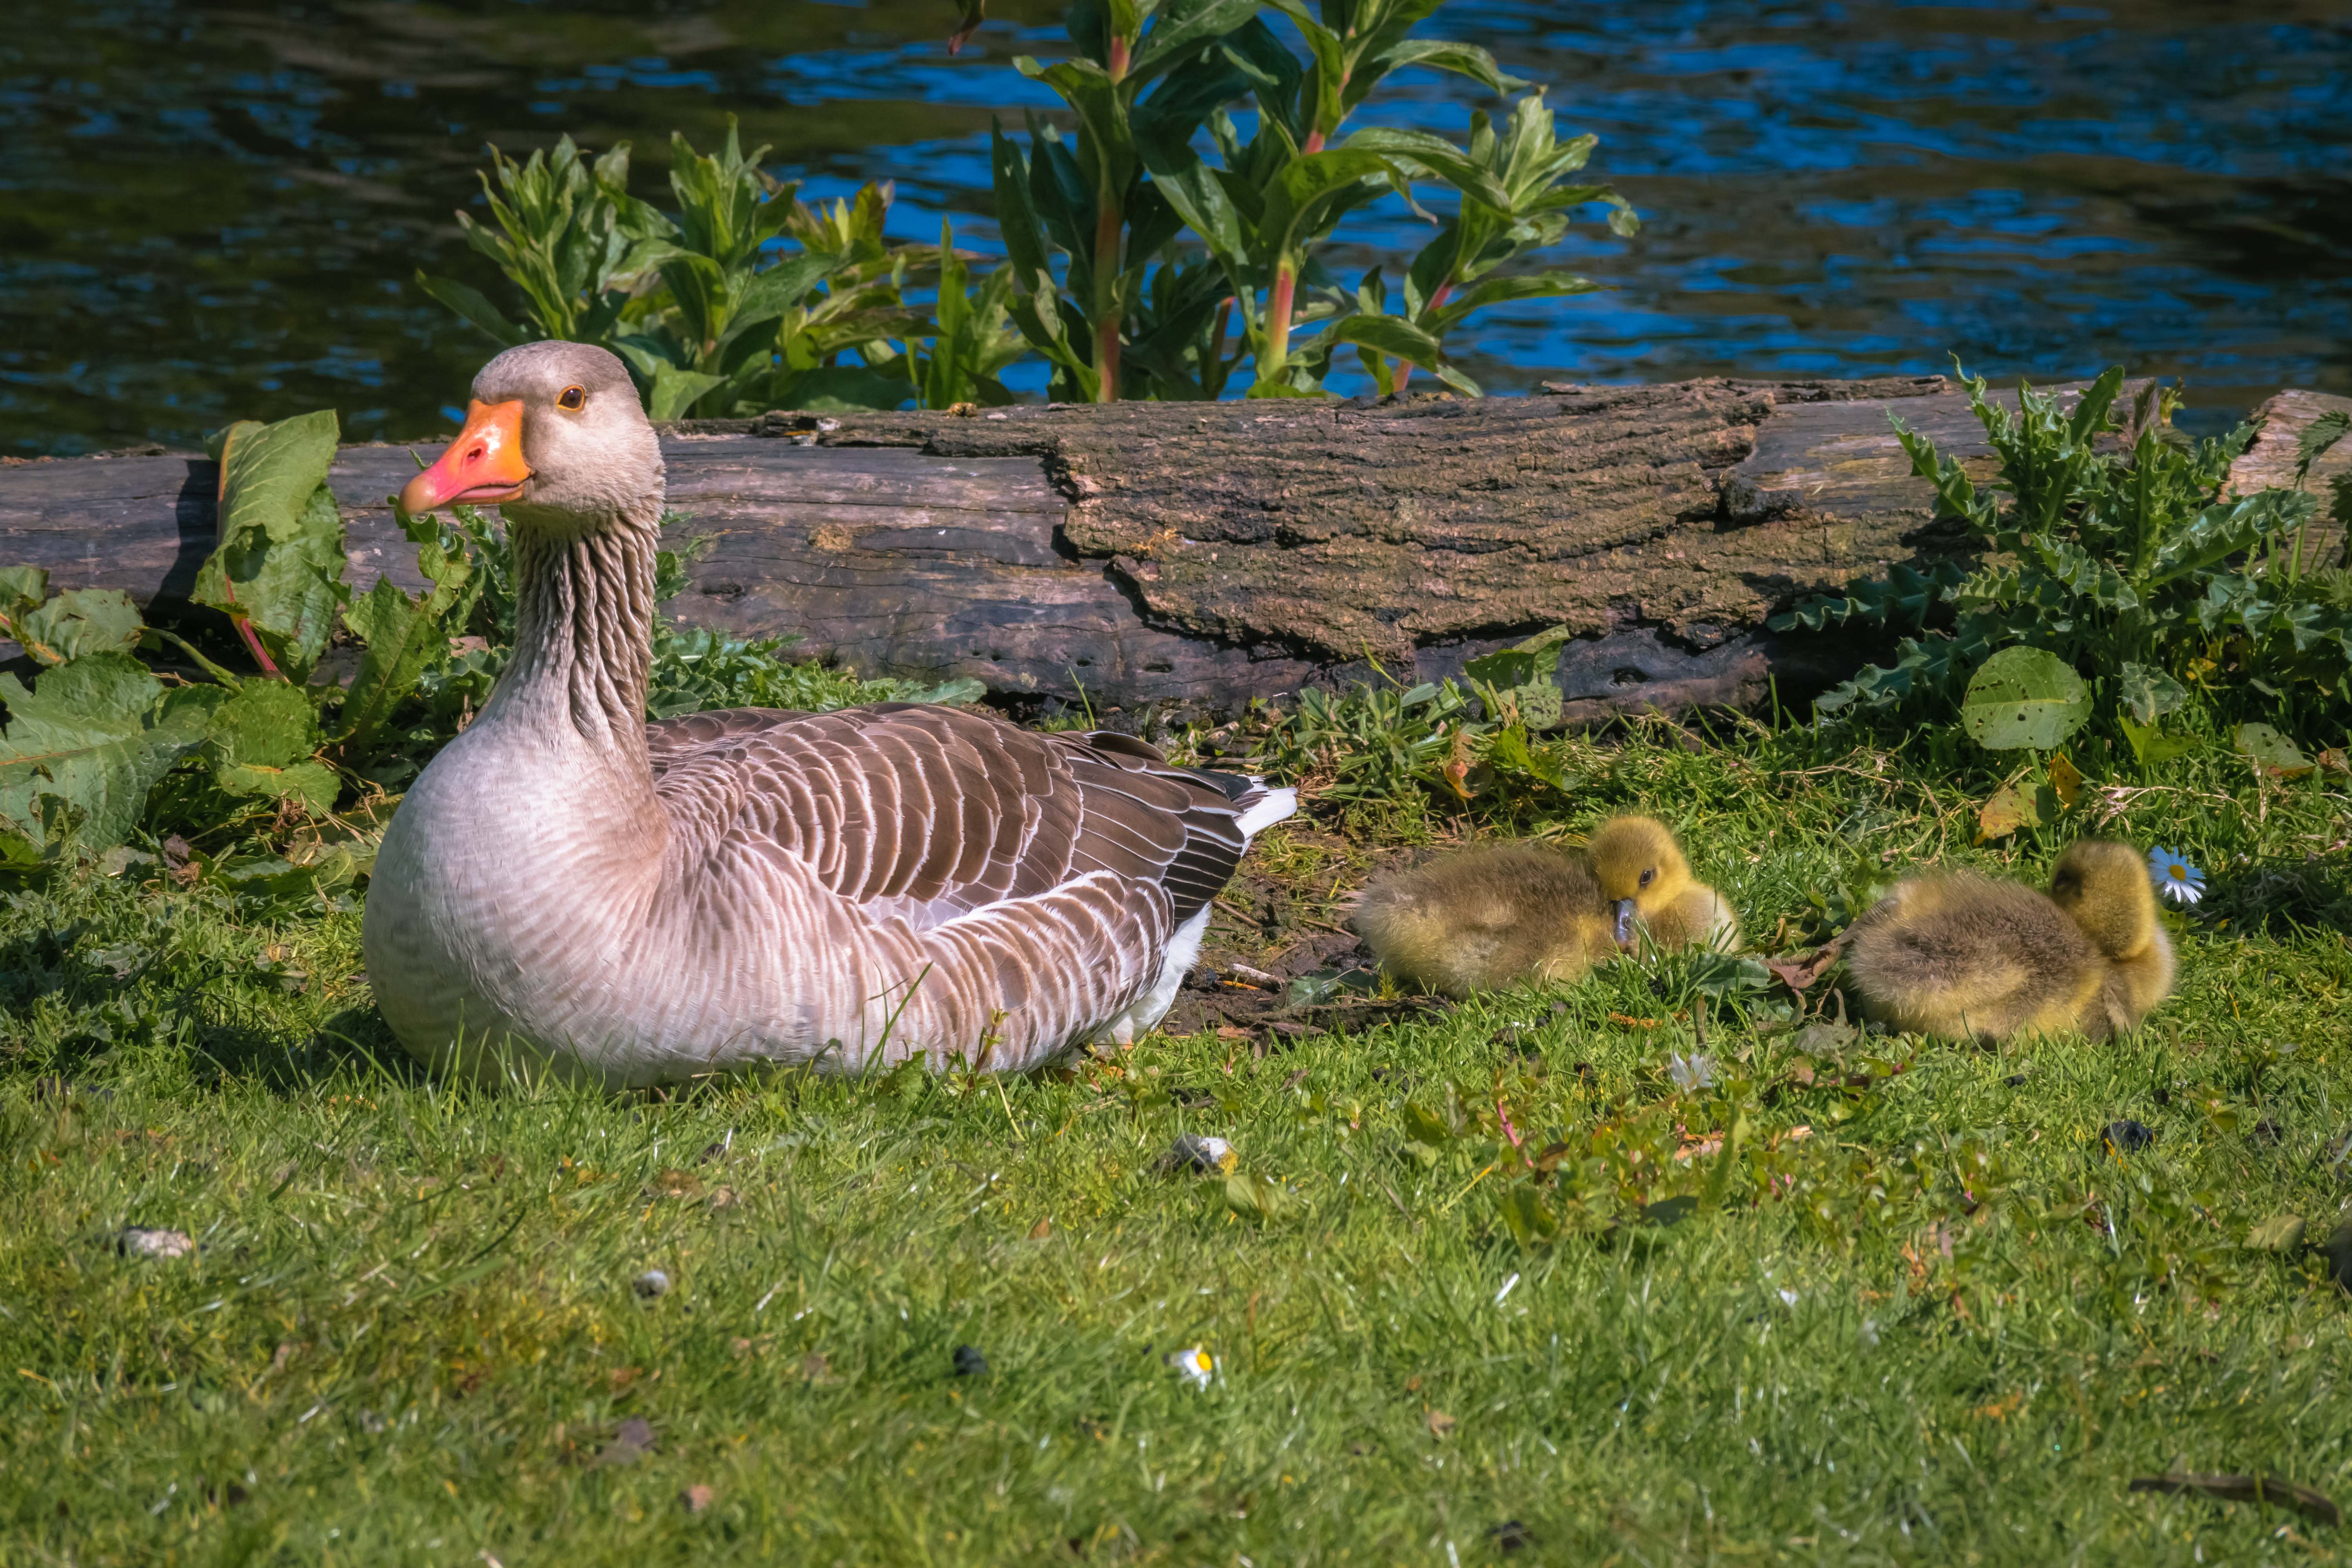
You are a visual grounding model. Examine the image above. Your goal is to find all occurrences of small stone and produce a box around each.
[680,1484,715,1513]
[117,1227,194,1259]
[2004,1074,2028,1088]
[952,1345,989,1377]
[631,1269,670,1299]
[1158,1134,1237,1175]
[2102,1119,2155,1154]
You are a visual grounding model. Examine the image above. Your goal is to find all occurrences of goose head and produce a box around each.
[399,341,661,531]
[1588,815,1695,948]
[2048,839,2161,962]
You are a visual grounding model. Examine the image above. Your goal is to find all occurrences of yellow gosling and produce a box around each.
[1586,815,1741,953]
[1844,840,2174,1043]
[1350,844,1620,998]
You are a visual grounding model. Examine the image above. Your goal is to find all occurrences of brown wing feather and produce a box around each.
[641,704,1257,929]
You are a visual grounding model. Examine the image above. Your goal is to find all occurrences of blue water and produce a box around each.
[4,0,2348,453]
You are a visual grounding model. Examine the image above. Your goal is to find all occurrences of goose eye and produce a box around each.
[1639,867,1655,888]
[557,385,587,411]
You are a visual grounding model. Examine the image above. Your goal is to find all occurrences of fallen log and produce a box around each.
[2,377,2337,724]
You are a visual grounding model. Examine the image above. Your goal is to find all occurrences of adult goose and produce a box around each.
[363,341,1295,1087]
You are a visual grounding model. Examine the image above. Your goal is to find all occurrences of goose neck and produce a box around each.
[488,503,660,760]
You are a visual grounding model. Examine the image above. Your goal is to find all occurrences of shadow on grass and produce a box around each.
[2196,855,2352,937]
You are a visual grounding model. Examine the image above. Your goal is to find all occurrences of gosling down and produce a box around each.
[363,341,1294,1087]
[1843,840,2174,1043]
[1350,816,1737,997]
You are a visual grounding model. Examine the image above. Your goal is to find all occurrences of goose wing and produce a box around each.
[643,703,1266,928]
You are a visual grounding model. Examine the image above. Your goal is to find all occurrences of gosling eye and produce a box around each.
[557,385,587,412]
[1638,867,1655,889]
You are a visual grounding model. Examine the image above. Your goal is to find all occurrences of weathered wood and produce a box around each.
[3,375,2299,722]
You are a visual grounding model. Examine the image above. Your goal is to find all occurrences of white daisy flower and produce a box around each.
[1165,1346,1216,1390]
[2147,847,2205,905]
[1667,1051,1716,1094]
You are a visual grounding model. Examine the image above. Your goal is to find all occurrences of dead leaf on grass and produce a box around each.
[2129,1473,2340,1526]
[1425,1409,1456,1440]
[593,1417,655,1468]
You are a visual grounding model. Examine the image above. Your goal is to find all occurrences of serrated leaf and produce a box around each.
[2116,660,2189,724]
[1960,646,2090,752]
[205,678,330,810]
[196,410,346,681]
[0,653,227,851]
[2,586,144,668]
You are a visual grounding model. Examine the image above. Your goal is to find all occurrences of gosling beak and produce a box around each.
[399,399,531,514]
[1612,898,1637,951]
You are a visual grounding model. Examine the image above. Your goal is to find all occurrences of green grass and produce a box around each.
[6,720,2352,1565]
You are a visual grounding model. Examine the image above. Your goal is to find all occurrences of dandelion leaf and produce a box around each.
[205,680,336,811]
[0,652,226,851]
[195,410,346,680]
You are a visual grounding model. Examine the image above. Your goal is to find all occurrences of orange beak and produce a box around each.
[399,399,531,514]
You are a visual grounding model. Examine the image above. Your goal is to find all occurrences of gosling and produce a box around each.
[1587,815,1741,953]
[1844,840,2174,1043]
[1349,843,1620,998]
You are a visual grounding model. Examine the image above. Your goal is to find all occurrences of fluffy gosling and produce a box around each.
[1349,844,1619,998]
[1844,840,2174,1043]
[1586,815,1741,953]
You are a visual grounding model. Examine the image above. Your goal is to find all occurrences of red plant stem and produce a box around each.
[1264,260,1297,383]
[1302,129,1325,155]
[1393,279,1454,394]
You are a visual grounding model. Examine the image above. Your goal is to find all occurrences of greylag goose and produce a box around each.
[1843,840,2173,1042]
[363,341,1294,1086]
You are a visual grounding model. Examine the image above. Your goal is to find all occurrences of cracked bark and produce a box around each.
[4,377,2323,726]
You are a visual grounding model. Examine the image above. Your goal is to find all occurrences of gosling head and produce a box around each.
[398,341,660,533]
[1588,815,1694,949]
[2048,839,2162,962]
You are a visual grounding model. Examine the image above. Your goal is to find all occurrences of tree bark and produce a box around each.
[3,376,2320,724]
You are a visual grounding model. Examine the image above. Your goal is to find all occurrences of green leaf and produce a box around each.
[2234,722,2314,778]
[2296,410,2350,477]
[1960,646,2091,752]
[1318,312,1448,370]
[772,365,915,413]
[0,586,144,668]
[1259,148,1399,262]
[196,410,347,681]
[1497,1185,1559,1250]
[0,653,227,851]
[1222,1170,1303,1224]
[2116,661,2189,725]
[1127,0,1265,85]
[205,679,333,809]
[2118,717,2201,768]
[646,361,730,422]
[1341,127,1513,212]
[1373,39,1526,98]
[410,272,533,348]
